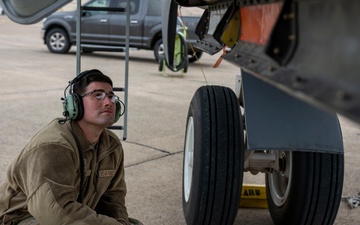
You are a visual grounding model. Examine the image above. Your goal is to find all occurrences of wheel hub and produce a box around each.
[279,152,287,175]
[268,151,293,207]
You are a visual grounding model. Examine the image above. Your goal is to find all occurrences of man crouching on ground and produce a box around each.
[0,69,141,225]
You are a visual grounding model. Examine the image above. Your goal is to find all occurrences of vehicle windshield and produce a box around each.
[85,0,110,7]
[82,0,139,15]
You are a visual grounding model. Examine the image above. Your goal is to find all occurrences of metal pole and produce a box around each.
[76,0,81,75]
[123,0,130,140]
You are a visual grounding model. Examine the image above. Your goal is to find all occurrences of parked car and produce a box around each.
[41,0,202,62]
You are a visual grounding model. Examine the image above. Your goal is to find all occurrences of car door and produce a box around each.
[80,0,113,44]
[108,0,143,46]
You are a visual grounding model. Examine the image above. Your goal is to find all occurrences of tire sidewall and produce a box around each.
[182,93,205,225]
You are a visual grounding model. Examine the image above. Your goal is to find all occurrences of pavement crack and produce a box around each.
[125,150,183,168]
[125,141,172,154]
[123,141,184,168]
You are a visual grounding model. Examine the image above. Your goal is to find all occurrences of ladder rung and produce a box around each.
[113,87,125,92]
[109,125,124,130]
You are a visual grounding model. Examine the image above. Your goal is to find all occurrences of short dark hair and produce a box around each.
[72,69,113,95]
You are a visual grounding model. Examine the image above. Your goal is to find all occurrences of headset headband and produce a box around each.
[70,69,105,85]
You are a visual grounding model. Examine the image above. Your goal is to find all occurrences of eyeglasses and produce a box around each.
[81,89,119,103]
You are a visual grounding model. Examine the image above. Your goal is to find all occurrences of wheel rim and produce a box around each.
[268,151,293,207]
[157,43,164,56]
[183,116,194,203]
[49,32,66,51]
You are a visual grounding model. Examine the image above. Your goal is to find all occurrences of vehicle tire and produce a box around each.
[45,28,71,53]
[183,85,244,225]
[82,48,93,54]
[188,51,202,63]
[154,39,164,62]
[266,151,344,225]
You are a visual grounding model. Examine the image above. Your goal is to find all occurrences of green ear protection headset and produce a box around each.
[62,69,123,123]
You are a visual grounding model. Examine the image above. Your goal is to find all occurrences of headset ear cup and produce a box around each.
[73,94,84,121]
[64,94,83,120]
[64,94,78,120]
[114,101,121,123]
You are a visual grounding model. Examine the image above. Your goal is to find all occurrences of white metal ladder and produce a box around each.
[75,0,131,140]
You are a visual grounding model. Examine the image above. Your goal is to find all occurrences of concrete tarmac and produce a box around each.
[0,15,359,224]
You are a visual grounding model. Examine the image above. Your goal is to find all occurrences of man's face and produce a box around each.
[80,81,116,129]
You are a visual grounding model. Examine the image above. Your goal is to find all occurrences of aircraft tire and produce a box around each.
[266,151,344,225]
[182,85,244,225]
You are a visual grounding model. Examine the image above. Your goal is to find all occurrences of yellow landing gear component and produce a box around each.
[240,184,268,209]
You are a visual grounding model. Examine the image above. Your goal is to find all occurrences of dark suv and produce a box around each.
[41,0,202,62]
